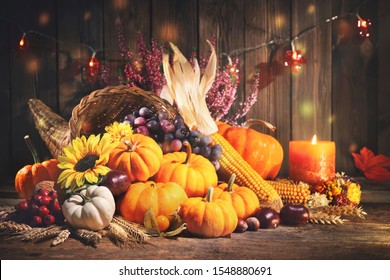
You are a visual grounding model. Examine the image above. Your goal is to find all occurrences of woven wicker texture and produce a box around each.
[28,86,179,158]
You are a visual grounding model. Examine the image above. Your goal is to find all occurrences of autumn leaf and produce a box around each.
[352,147,390,181]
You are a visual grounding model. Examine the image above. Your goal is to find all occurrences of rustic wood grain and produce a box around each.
[377,0,390,156]
[0,200,389,260]
[291,0,332,142]
[245,0,292,177]
[332,0,378,174]
[152,0,198,58]
[0,0,11,179]
[199,0,245,114]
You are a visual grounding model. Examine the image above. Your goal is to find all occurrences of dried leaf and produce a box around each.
[161,223,187,237]
[352,147,390,181]
[143,208,160,236]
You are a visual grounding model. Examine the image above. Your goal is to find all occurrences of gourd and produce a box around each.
[178,187,238,238]
[213,174,260,220]
[62,185,115,231]
[15,135,62,199]
[108,133,163,182]
[119,181,188,224]
[154,142,218,197]
[216,120,283,180]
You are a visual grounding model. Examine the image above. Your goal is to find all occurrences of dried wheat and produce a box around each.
[51,229,71,247]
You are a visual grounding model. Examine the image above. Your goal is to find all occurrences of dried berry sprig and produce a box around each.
[309,212,347,225]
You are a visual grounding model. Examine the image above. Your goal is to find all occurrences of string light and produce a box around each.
[357,17,371,37]
[284,43,306,73]
[19,32,26,47]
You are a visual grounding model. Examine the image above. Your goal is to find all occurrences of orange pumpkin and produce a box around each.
[178,187,238,238]
[154,142,218,197]
[15,159,61,200]
[15,135,62,200]
[108,134,163,182]
[216,120,283,180]
[119,181,188,224]
[213,174,260,220]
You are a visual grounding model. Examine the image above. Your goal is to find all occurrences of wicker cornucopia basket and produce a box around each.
[28,86,179,158]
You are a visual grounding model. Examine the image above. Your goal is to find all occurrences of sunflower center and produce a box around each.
[74,155,99,172]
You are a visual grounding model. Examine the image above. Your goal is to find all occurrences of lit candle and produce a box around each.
[289,135,335,185]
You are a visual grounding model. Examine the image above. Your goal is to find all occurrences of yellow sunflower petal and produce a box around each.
[94,165,111,176]
[84,170,99,184]
[75,173,85,187]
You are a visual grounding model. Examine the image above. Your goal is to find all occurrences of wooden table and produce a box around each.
[1,178,389,260]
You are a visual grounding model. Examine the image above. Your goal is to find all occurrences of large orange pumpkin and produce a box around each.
[216,120,283,179]
[178,187,238,238]
[108,134,163,182]
[119,181,188,224]
[154,142,218,197]
[213,174,260,220]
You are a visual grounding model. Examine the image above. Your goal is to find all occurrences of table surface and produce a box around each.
[1,178,389,260]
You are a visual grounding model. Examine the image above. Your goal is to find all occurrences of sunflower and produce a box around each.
[57,133,118,190]
[105,121,133,141]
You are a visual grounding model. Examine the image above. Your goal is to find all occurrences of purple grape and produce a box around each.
[135,126,149,136]
[211,160,220,171]
[164,133,175,142]
[209,144,222,161]
[175,128,188,140]
[174,117,185,129]
[124,114,136,126]
[134,117,147,127]
[170,139,183,152]
[158,111,169,121]
[188,130,201,146]
[192,146,200,154]
[139,107,152,118]
[162,142,172,153]
[161,121,175,134]
[146,120,160,132]
[199,135,213,147]
[200,146,211,158]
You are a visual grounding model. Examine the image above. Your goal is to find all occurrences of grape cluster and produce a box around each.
[15,189,64,227]
[123,107,222,170]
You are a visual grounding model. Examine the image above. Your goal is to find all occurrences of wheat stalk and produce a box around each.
[309,212,347,225]
[0,221,32,232]
[314,205,367,219]
[112,216,149,243]
[51,229,71,247]
[21,226,62,242]
[108,222,132,247]
[73,228,102,246]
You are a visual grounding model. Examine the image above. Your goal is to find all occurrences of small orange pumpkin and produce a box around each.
[15,135,61,199]
[216,120,283,180]
[119,181,188,224]
[178,187,238,238]
[108,134,163,182]
[154,142,218,197]
[213,174,260,220]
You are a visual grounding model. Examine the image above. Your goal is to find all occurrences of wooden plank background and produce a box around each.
[0,0,388,181]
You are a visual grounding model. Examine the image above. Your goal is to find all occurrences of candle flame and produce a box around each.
[311,134,317,144]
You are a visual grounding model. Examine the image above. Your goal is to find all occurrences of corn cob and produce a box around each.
[267,180,311,205]
[212,133,283,211]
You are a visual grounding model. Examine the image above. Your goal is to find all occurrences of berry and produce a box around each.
[39,205,50,218]
[49,191,58,199]
[29,202,40,215]
[146,120,160,132]
[134,116,147,127]
[33,194,42,204]
[139,107,152,118]
[156,215,170,232]
[38,189,50,196]
[16,200,29,212]
[170,139,183,152]
[43,215,55,226]
[31,216,42,227]
[175,128,188,140]
[40,195,51,206]
[158,111,169,121]
[50,200,61,212]
[200,146,211,158]
[135,126,149,136]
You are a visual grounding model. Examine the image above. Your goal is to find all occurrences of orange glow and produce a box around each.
[19,38,25,47]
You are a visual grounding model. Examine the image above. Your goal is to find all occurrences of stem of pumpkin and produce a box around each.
[227,173,236,193]
[24,135,41,163]
[205,186,214,203]
[244,119,276,132]
[72,187,91,203]
[183,141,192,165]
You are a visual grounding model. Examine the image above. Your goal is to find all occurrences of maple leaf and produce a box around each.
[352,147,390,181]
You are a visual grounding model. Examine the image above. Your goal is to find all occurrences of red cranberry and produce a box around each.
[49,200,61,212]
[49,191,58,199]
[43,214,55,226]
[31,215,42,227]
[39,205,50,218]
[33,194,42,204]
[29,202,40,215]
[38,189,50,196]
[16,201,29,212]
[40,195,51,206]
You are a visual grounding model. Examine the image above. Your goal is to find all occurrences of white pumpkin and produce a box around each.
[62,185,115,231]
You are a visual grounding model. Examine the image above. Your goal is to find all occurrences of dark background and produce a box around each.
[0,0,389,182]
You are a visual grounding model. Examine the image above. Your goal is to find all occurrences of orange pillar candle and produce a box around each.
[289,135,335,185]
